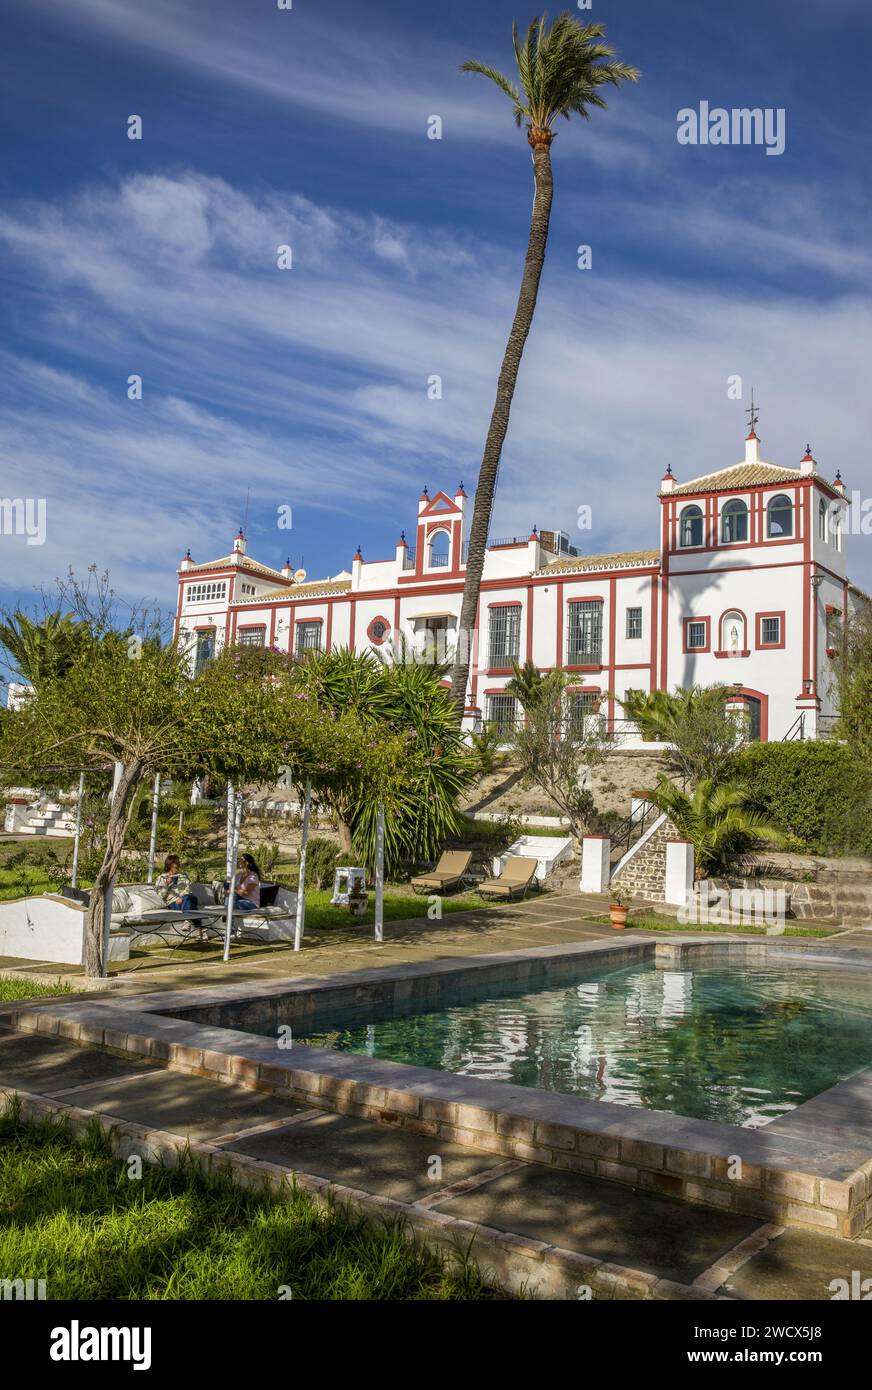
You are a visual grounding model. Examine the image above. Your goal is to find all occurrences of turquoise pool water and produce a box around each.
[296,959,872,1127]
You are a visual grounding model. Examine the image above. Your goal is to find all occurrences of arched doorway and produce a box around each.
[728,688,768,742]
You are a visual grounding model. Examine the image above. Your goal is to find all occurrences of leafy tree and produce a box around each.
[0,633,400,976]
[833,600,872,765]
[644,777,787,878]
[449,14,638,718]
[620,685,746,787]
[508,669,609,840]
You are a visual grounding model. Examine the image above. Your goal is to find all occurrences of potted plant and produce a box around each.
[609,884,631,930]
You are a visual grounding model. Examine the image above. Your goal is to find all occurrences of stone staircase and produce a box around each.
[792,866,872,926]
[610,815,681,904]
[5,801,77,838]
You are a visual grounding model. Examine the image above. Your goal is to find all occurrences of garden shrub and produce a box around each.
[303,836,341,889]
[737,742,872,855]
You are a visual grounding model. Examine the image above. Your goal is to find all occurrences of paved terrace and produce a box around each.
[2,891,872,1301]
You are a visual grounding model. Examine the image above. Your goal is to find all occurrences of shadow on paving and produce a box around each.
[724,1229,872,1301]
[31,1068,309,1143]
[222,1111,506,1204]
[433,1164,761,1285]
[0,1031,161,1092]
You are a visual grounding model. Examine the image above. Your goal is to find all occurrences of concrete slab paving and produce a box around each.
[0,1031,161,1092]
[723,1228,872,1301]
[222,1110,507,1204]
[431,1162,761,1285]
[47,1068,310,1141]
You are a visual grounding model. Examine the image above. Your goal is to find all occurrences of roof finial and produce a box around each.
[745,388,759,438]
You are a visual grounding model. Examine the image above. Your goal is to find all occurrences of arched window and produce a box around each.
[818,498,828,542]
[721,499,748,544]
[767,493,793,538]
[428,530,450,568]
[832,515,842,552]
[679,504,704,548]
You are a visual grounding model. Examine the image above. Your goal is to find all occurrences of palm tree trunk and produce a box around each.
[449,130,555,721]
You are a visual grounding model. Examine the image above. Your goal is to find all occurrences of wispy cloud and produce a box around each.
[1,168,870,602]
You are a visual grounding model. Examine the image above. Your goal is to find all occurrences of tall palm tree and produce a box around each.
[449,14,639,720]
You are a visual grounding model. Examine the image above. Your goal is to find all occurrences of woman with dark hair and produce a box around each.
[229,853,261,911]
[155,855,197,914]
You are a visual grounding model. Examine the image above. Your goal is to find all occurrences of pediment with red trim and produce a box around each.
[420,491,462,516]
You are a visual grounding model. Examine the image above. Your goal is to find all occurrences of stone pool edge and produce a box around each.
[11,934,872,1240]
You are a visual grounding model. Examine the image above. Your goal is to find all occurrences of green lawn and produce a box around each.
[0,1103,498,1301]
[619,912,840,938]
[0,977,74,1001]
[302,885,494,931]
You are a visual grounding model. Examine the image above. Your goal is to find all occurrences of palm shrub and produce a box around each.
[292,651,475,874]
[621,685,746,786]
[646,777,788,878]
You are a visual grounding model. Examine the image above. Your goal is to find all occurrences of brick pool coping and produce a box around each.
[11,934,872,1239]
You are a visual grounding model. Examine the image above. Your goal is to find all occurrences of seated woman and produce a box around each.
[228,853,261,912]
[154,855,197,913]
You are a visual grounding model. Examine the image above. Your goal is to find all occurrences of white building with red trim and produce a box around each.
[174,429,865,743]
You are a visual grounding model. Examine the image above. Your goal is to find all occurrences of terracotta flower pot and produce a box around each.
[609,904,629,930]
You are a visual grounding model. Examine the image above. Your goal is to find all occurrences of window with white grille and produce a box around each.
[296,620,322,655]
[186,581,227,603]
[487,694,517,731]
[567,600,603,664]
[488,606,521,667]
[626,607,642,640]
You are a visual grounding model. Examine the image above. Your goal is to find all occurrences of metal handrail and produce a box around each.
[609,801,659,863]
[782,713,805,742]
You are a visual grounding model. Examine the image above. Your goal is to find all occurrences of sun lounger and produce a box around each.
[410,850,473,895]
[477,855,539,902]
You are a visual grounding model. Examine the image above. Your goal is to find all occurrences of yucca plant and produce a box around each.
[646,777,788,878]
[449,14,638,719]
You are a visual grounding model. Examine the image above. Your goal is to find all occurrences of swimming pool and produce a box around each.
[292,958,872,1128]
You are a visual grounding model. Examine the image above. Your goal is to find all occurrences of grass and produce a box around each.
[302,885,493,931]
[618,911,841,938]
[0,977,74,1001]
[0,1101,500,1301]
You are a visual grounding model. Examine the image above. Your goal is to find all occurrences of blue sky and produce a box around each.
[1,0,871,615]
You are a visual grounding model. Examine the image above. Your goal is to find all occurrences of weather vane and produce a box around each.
[746,389,759,434]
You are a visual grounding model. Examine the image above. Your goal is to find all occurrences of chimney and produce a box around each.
[281,557,293,580]
[744,430,761,465]
[233,527,247,555]
[418,486,430,516]
[395,530,409,569]
[351,545,363,591]
[660,464,676,494]
[800,445,816,477]
[179,548,194,572]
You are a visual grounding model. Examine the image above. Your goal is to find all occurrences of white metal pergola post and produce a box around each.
[293,779,312,952]
[70,771,85,889]
[374,805,385,943]
[222,791,244,963]
[100,761,124,977]
[146,773,161,884]
[225,781,235,879]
